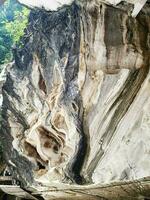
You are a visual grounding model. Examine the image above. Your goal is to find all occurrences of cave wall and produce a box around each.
[0,0,150,187]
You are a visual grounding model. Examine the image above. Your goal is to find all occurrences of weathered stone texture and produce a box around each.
[0,0,150,191]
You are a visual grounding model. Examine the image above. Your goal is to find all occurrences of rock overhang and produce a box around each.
[18,0,148,17]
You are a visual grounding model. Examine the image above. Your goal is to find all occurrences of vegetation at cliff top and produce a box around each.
[0,0,30,66]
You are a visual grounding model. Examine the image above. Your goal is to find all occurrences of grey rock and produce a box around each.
[0,1,150,192]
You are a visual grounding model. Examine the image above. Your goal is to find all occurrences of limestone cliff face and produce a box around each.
[0,0,150,188]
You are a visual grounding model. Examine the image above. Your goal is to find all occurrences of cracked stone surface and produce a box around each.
[0,0,150,196]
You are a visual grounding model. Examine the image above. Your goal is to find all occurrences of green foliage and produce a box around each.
[5,6,30,43]
[0,19,13,64]
[0,0,30,65]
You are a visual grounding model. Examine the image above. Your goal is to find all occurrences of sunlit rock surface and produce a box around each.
[18,0,148,17]
[0,0,150,192]
[18,0,74,11]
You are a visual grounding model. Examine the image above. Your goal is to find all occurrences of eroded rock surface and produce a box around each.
[0,0,150,189]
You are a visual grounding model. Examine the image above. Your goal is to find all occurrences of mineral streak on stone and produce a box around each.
[0,0,150,189]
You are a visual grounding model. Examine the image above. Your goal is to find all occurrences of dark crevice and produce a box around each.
[71,123,87,184]
[38,68,47,94]
[66,97,88,184]
[37,161,45,170]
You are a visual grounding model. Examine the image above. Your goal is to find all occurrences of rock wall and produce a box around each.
[18,0,148,17]
[0,0,150,188]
